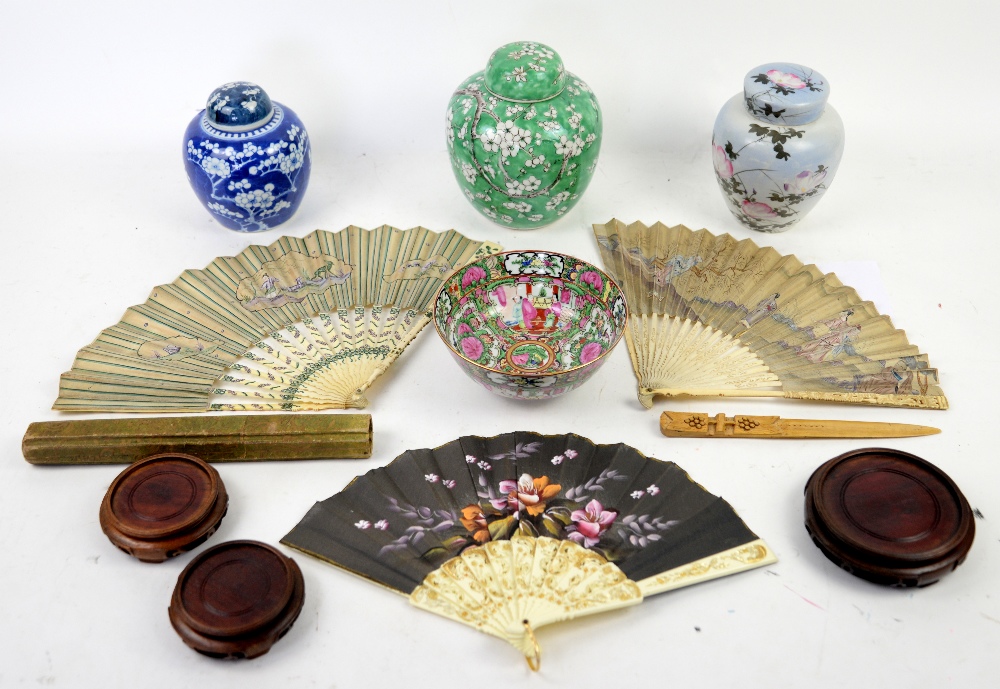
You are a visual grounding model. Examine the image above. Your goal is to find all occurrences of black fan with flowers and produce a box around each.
[283,433,774,668]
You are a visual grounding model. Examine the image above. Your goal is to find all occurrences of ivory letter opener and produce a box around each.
[659,411,940,439]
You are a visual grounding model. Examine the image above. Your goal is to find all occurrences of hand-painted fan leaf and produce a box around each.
[54,225,501,412]
[281,432,775,666]
[593,219,947,410]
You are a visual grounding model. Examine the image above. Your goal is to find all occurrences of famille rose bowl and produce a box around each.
[434,251,627,400]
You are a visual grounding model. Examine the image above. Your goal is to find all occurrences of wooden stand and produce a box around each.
[100,453,228,563]
[804,448,974,587]
[169,541,305,659]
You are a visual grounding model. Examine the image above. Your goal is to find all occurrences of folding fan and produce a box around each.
[593,219,947,410]
[282,432,775,668]
[54,226,501,412]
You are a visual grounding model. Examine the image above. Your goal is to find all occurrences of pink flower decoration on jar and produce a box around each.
[783,168,828,194]
[457,322,473,335]
[462,265,487,288]
[460,336,484,360]
[567,499,617,547]
[712,144,734,179]
[580,270,603,292]
[766,69,807,90]
[741,199,779,220]
[579,341,603,364]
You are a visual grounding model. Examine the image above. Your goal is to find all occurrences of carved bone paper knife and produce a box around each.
[659,411,940,439]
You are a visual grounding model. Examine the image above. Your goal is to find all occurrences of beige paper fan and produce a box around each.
[593,219,946,410]
[55,225,501,412]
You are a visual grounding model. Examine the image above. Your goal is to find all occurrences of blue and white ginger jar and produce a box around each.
[184,81,311,232]
[712,63,844,232]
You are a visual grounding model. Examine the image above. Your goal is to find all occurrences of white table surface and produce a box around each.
[2,2,996,686]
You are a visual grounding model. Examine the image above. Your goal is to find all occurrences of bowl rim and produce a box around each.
[432,249,629,378]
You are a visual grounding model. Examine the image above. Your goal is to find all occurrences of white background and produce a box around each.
[2,1,997,687]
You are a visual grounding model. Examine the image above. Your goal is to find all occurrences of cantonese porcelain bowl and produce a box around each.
[434,251,627,400]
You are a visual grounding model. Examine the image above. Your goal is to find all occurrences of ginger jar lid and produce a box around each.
[484,41,566,102]
[742,63,829,125]
[206,81,275,132]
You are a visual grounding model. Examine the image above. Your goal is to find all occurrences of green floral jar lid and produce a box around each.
[484,41,566,102]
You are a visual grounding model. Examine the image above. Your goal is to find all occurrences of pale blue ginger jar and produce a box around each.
[184,82,311,232]
[712,63,844,232]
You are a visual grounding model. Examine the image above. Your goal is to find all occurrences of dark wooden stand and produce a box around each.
[100,453,228,563]
[169,540,305,659]
[805,447,974,587]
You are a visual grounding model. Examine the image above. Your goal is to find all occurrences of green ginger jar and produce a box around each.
[446,41,602,229]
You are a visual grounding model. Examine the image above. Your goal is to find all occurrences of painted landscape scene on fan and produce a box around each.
[593,220,946,409]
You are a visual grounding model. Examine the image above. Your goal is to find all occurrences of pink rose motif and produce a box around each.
[512,353,529,366]
[460,336,484,360]
[712,144,734,179]
[568,499,617,547]
[579,341,603,364]
[580,271,603,292]
[784,168,828,195]
[560,289,570,303]
[741,199,779,220]
[494,287,507,307]
[462,265,487,288]
[766,69,806,90]
[457,322,473,335]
